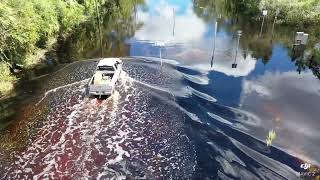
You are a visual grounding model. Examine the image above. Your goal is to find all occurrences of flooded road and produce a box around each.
[1,59,196,179]
[1,0,320,179]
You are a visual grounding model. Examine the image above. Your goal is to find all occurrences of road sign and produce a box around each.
[262,10,268,16]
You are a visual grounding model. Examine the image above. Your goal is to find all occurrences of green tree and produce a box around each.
[0,0,145,95]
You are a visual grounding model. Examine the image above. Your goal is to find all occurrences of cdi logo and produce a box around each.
[300,163,311,170]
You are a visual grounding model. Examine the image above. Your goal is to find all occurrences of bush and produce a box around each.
[0,0,88,65]
[0,0,91,95]
[0,62,15,95]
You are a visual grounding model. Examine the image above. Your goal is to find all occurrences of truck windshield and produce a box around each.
[98,66,115,71]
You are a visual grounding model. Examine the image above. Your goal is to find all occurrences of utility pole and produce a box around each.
[211,20,218,67]
[134,0,137,27]
[210,0,218,68]
[271,9,280,39]
[259,10,268,37]
[94,0,103,58]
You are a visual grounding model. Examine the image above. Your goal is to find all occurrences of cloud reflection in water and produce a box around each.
[130,0,258,78]
[241,71,320,166]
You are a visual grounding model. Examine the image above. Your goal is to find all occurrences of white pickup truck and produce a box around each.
[88,58,122,98]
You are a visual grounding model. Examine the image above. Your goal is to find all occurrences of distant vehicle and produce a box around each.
[88,58,122,98]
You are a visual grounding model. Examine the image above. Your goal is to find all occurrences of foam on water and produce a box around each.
[189,86,217,103]
[181,72,210,85]
[35,78,90,106]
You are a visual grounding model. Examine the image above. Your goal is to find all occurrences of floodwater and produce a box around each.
[1,0,320,179]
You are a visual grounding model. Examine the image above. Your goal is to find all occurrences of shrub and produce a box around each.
[0,62,15,95]
[0,0,90,94]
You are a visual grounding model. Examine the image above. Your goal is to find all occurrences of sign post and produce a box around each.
[233,30,242,68]
[259,10,268,37]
